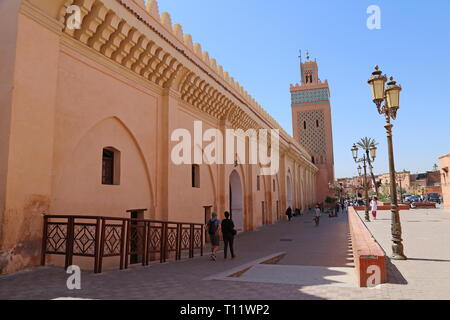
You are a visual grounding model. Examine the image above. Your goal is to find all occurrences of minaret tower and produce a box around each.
[290,51,335,202]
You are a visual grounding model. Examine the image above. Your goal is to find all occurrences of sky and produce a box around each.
[154,0,450,178]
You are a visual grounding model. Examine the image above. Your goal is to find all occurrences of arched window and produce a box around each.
[102,147,121,185]
[303,121,307,130]
[192,164,200,188]
[273,179,276,192]
[316,120,319,127]
[312,156,315,164]
[257,175,261,191]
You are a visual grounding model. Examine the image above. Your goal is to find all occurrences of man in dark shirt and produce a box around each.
[221,211,236,259]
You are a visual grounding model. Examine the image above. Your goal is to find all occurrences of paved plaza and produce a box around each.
[1,207,449,300]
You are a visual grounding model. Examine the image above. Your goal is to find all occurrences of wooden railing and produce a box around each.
[41,215,204,273]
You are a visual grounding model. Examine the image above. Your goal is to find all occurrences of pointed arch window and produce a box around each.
[192,164,200,188]
[102,147,121,185]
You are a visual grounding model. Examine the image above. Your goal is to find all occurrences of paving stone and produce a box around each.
[1,208,449,300]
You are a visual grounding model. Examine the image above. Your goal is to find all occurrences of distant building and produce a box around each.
[439,154,450,208]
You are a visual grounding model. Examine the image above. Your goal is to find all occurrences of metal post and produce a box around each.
[385,117,407,260]
[124,219,131,269]
[94,217,101,273]
[363,157,371,222]
[65,217,75,269]
[40,216,48,266]
[145,222,151,266]
[142,221,147,266]
[98,218,106,273]
[120,219,126,270]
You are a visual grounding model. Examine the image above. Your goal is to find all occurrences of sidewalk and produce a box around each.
[2,207,448,300]
[0,210,353,300]
[356,207,450,299]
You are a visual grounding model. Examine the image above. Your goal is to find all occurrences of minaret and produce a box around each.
[290,52,335,203]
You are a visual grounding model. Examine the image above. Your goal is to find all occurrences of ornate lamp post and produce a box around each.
[368,66,407,260]
[357,165,363,200]
[352,143,376,222]
[396,171,407,202]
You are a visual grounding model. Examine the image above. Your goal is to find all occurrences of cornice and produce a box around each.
[23,0,316,173]
[20,0,64,35]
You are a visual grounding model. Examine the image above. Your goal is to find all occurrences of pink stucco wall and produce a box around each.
[0,0,318,274]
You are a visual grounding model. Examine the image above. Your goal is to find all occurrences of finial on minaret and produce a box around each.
[306,50,310,60]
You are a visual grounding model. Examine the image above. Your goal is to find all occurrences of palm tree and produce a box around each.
[357,137,379,197]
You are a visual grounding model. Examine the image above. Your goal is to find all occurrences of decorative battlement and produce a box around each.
[116,0,281,130]
[290,80,329,92]
[117,0,314,162]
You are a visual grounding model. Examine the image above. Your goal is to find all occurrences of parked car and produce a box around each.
[406,196,421,203]
[402,194,412,202]
[427,193,441,204]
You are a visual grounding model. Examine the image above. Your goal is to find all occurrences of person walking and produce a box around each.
[370,196,379,220]
[344,200,349,213]
[314,205,321,226]
[221,211,236,260]
[205,212,221,261]
[335,203,340,217]
[285,206,293,221]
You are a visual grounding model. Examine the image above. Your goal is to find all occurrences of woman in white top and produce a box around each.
[370,196,378,220]
[314,205,321,226]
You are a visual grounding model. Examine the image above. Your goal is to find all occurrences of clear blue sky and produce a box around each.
[155,0,450,178]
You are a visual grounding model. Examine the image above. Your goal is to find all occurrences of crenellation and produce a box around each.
[217,65,223,77]
[209,58,217,70]
[145,0,159,19]
[183,34,194,50]
[193,43,202,56]
[202,51,210,65]
[160,12,172,31]
[173,24,183,41]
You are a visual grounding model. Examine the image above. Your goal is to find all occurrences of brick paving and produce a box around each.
[1,206,449,300]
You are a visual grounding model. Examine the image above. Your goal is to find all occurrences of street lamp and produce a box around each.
[351,143,376,222]
[368,65,407,260]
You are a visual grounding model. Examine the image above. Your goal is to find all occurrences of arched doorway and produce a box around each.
[229,170,244,232]
[287,175,292,208]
